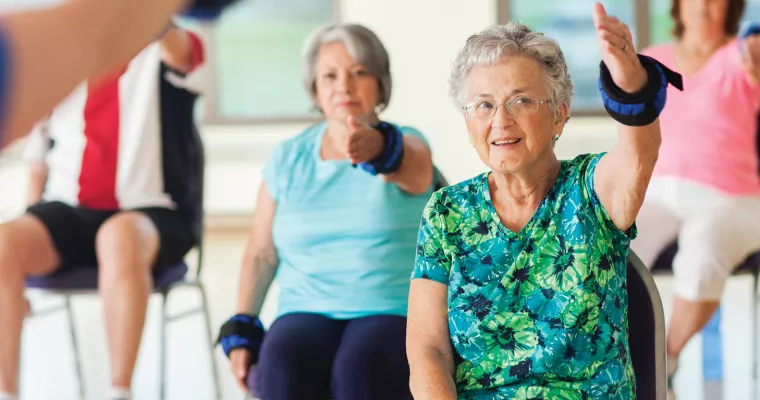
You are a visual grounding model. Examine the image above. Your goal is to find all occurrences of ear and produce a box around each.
[552,102,570,137]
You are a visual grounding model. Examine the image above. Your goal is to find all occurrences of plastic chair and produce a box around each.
[23,64,221,400]
[628,250,668,399]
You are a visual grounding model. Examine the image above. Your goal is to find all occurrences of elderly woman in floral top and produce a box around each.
[406,3,682,399]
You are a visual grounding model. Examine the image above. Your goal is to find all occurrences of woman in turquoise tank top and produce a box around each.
[217,24,435,400]
[407,3,681,399]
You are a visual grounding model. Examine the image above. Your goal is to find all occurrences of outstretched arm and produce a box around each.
[0,0,190,148]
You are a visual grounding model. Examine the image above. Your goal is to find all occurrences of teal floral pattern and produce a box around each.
[412,154,636,399]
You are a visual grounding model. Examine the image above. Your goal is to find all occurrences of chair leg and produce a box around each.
[159,291,168,400]
[65,296,85,400]
[198,284,222,400]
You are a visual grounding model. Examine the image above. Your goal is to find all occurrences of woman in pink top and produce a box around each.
[631,0,760,386]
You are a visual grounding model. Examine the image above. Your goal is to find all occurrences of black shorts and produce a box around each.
[26,201,196,271]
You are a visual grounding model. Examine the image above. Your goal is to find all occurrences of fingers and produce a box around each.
[599,29,627,51]
[230,350,251,393]
[346,115,360,132]
[592,2,607,27]
[595,13,637,60]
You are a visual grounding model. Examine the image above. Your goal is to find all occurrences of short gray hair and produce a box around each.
[449,22,573,120]
[302,24,392,112]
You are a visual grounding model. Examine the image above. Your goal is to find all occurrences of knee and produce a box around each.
[254,335,313,394]
[0,223,19,262]
[332,340,407,387]
[96,212,158,270]
[332,344,375,385]
[257,334,309,373]
[672,248,731,301]
[0,221,34,271]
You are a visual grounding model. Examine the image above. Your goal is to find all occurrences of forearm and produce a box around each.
[0,0,186,147]
[381,136,433,195]
[235,252,278,316]
[616,119,660,172]
[409,349,457,400]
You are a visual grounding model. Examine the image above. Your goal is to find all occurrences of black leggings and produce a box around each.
[248,313,413,400]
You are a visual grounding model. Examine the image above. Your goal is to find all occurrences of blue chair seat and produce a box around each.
[25,262,189,291]
[651,242,760,275]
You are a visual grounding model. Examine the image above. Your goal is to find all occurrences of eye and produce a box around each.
[475,100,495,109]
[353,69,371,76]
[513,97,535,105]
[322,72,337,80]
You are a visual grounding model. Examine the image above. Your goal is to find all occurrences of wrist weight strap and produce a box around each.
[598,54,683,126]
[217,314,266,363]
[358,121,405,175]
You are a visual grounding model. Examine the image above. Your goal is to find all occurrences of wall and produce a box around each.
[197,0,619,218]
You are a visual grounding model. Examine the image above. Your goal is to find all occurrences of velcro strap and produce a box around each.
[598,55,683,127]
[358,121,405,175]
[217,314,265,363]
[742,23,760,39]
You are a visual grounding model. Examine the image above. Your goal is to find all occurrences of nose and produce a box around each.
[335,71,355,94]
[491,103,516,129]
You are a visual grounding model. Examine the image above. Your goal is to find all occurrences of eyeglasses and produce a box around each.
[462,96,551,119]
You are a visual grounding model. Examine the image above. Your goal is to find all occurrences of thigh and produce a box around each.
[630,199,681,268]
[255,313,346,399]
[133,207,195,268]
[332,315,411,400]
[676,200,760,272]
[0,214,60,276]
[26,201,111,270]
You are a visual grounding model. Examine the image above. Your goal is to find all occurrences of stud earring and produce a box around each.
[553,134,560,141]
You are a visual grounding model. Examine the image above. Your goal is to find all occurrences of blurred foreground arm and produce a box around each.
[0,0,188,149]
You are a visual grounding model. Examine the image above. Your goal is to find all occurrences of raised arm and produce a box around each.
[0,0,190,148]
[407,279,457,399]
[380,134,434,195]
[590,2,679,231]
[344,117,434,195]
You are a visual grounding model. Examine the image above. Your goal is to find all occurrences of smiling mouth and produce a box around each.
[492,139,521,146]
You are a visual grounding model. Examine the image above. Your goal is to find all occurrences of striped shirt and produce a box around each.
[24,32,206,222]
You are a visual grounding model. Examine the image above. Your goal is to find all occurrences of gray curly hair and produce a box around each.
[449,22,574,121]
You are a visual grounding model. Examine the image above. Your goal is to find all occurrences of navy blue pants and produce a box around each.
[247,313,412,400]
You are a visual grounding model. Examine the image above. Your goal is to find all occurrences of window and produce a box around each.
[500,0,636,113]
[204,0,337,123]
[499,0,760,114]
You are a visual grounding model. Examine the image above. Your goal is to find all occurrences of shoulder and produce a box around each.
[269,122,325,162]
[557,153,606,198]
[425,173,488,223]
[563,153,604,175]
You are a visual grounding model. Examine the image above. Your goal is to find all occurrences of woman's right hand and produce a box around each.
[229,348,252,392]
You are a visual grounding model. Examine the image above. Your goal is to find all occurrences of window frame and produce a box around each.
[201,0,342,125]
[496,0,653,117]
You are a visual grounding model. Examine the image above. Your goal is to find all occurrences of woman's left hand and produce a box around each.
[344,115,385,164]
[593,2,647,93]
